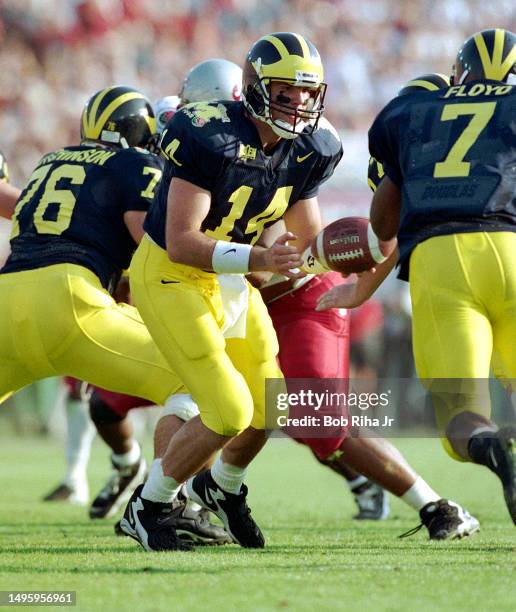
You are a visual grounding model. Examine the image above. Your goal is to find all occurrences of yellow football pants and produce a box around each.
[0,263,184,405]
[409,231,516,455]
[129,236,282,436]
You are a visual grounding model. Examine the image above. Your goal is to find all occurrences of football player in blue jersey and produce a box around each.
[0,89,191,542]
[120,32,343,550]
[320,29,516,526]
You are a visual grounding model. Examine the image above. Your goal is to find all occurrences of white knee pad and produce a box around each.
[162,393,199,422]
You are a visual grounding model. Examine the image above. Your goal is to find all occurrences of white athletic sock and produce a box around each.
[64,398,95,488]
[112,440,141,468]
[211,457,247,494]
[401,476,440,511]
[141,459,182,503]
[347,475,368,492]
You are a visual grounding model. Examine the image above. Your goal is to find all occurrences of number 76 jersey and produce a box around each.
[3,146,163,290]
[144,101,342,249]
[368,81,516,272]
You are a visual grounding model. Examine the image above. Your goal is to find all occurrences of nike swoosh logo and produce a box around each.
[223,248,237,255]
[161,279,180,284]
[203,484,222,512]
[296,152,314,163]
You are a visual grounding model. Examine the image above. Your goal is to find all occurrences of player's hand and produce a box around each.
[262,232,306,279]
[316,281,368,310]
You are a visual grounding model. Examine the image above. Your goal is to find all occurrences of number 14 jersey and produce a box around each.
[144,101,342,248]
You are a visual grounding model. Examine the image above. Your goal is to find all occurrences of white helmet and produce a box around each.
[154,95,181,134]
[180,58,242,105]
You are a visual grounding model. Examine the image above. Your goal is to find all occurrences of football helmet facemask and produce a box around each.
[451,28,516,85]
[80,86,156,149]
[180,58,242,106]
[242,32,326,139]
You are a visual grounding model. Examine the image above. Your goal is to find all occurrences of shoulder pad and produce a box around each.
[299,117,342,157]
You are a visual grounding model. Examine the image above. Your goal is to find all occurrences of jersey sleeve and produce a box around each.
[159,107,226,192]
[115,150,164,213]
[368,100,404,187]
[300,120,343,199]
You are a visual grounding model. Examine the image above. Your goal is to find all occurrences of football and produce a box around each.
[303,216,395,274]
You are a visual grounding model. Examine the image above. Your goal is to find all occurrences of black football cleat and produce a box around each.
[89,457,147,519]
[489,427,516,524]
[119,485,193,552]
[114,490,233,546]
[186,470,265,548]
[399,499,480,540]
[351,481,390,520]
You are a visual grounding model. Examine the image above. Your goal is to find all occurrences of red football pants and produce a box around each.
[267,272,350,459]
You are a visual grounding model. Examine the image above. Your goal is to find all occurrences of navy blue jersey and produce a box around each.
[144,101,342,248]
[1,145,163,290]
[0,148,9,182]
[369,81,515,278]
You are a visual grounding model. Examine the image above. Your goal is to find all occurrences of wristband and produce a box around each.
[212,240,252,273]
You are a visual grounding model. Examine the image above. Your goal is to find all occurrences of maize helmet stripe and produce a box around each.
[473,28,516,80]
[262,35,294,61]
[86,86,115,135]
[92,92,148,139]
[294,33,311,59]
[402,76,447,91]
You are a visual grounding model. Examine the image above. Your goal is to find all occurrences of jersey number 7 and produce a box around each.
[433,102,496,178]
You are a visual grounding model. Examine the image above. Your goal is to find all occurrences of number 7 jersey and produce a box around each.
[368,81,516,276]
[144,101,342,248]
[2,145,163,290]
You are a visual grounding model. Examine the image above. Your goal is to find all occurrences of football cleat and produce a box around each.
[114,490,233,546]
[489,426,516,524]
[186,470,265,548]
[399,499,480,540]
[42,482,89,506]
[89,457,147,519]
[119,485,193,552]
[352,481,390,521]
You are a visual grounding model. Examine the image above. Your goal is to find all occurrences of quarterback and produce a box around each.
[121,32,342,551]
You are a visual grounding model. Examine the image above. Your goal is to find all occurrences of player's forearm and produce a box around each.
[355,247,399,299]
[166,230,218,269]
[0,183,21,219]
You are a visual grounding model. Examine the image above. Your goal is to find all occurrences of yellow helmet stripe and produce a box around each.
[91,92,147,139]
[86,87,115,135]
[294,33,311,59]
[474,29,516,80]
[403,79,440,91]
[263,35,290,60]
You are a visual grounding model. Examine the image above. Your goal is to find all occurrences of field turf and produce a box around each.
[0,435,514,611]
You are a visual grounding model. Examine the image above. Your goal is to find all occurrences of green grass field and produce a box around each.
[0,434,514,611]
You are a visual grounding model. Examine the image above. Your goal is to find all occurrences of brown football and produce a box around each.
[311,217,395,274]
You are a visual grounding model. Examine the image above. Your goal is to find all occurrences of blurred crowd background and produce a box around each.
[0,0,514,433]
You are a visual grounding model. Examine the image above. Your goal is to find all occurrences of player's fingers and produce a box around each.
[274,232,297,246]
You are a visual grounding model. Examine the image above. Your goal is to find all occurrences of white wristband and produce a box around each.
[212,240,252,273]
